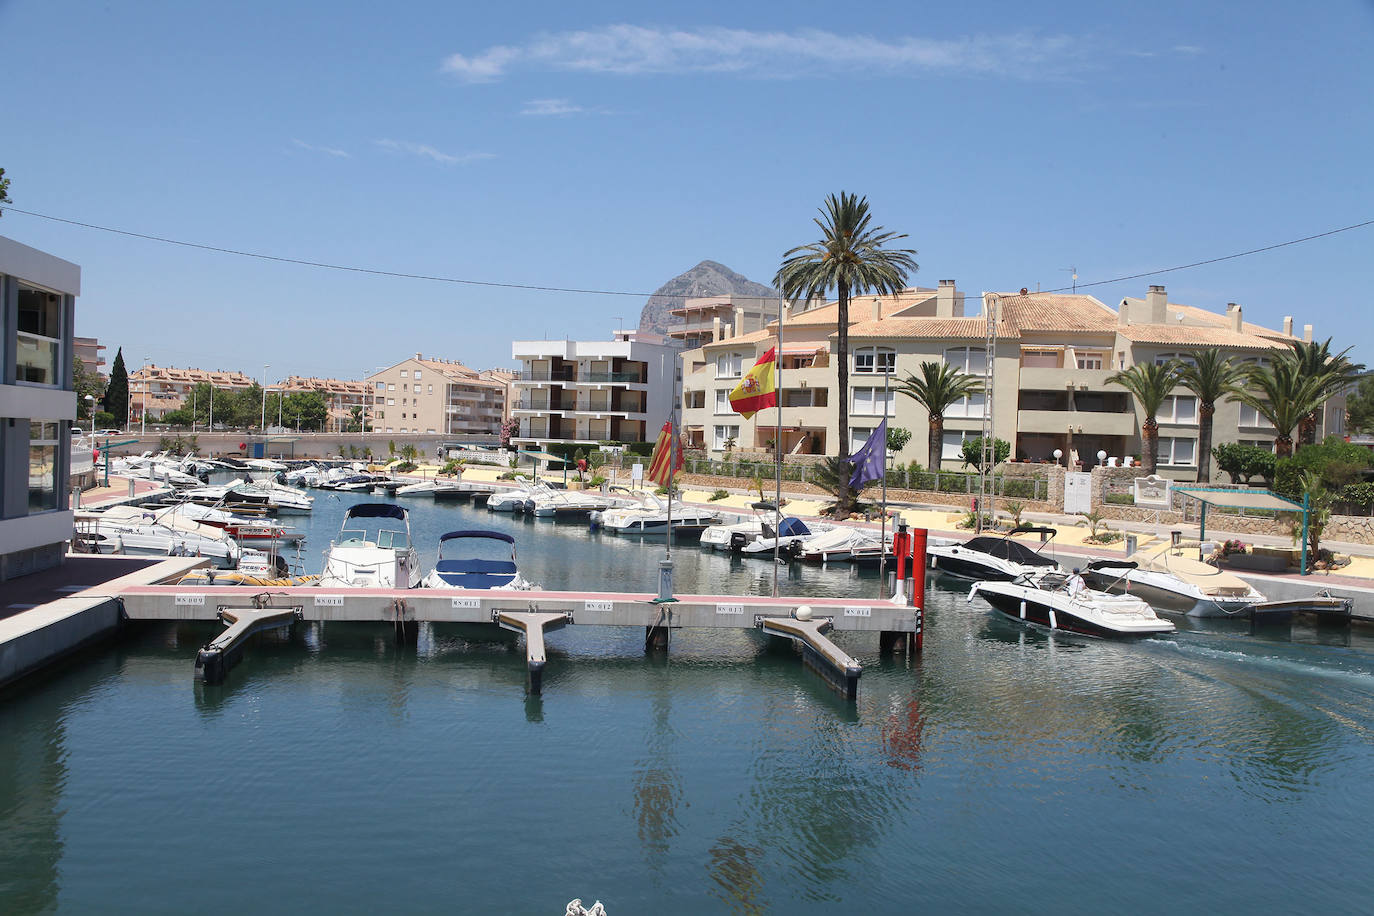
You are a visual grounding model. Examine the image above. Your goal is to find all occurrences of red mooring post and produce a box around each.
[893,523,910,600]
[910,527,927,652]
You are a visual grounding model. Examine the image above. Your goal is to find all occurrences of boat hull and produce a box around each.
[971,582,1175,638]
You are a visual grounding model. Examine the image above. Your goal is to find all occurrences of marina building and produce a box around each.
[366,355,509,438]
[678,282,1337,481]
[511,329,678,449]
[1,235,80,581]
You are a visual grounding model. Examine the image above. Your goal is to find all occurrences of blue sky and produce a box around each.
[3,0,1372,381]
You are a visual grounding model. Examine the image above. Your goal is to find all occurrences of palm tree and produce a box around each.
[1231,353,1323,457]
[896,361,984,471]
[811,455,860,517]
[1176,349,1245,484]
[1107,361,1181,476]
[1288,338,1363,446]
[774,192,917,461]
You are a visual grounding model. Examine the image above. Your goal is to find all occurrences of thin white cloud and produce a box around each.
[292,139,351,158]
[374,139,494,165]
[1173,44,1204,54]
[441,24,1082,83]
[521,98,586,116]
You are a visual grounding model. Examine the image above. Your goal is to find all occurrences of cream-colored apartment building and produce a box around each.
[680,282,1340,481]
[666,295,774,349]
[129,365,256,419]
[366,355,508,437]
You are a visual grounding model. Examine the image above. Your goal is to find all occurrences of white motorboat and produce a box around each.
[486,479,548,513]
[928,526,1061,581]
[420,530,537,590]
[593,493,719,536]
[396,479,443,496]
[1082,548,1267,618]
[317,503,421,589]
[74,510,239,568]
[736,517,830,558]
[699,502,784,551]
[799,526,883,564]
[970,567,1176,638]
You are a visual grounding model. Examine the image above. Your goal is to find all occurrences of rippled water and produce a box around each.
[3,491,1373,913]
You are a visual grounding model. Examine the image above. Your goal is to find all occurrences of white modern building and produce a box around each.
[2,236,80,581]
[511,330,678,449]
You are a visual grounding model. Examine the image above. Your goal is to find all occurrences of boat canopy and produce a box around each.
[778,517,811,538]
[963,535,1057,567]
[439,530,515,544]
[346,503,408,520]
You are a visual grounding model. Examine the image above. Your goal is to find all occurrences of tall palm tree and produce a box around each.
[775,192,917,461]
[1176,349,1245,483]
[1231,352,1324,457]
[896,361,984,471]
[1288,338,1363,446]
[1107,361,1181,476]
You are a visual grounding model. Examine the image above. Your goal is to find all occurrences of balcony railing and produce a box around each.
[518,370,575,382]
[576,372,643,384]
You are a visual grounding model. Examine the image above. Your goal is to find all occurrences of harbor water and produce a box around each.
[3,491,1374,912]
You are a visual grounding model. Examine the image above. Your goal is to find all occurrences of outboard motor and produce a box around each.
[729,531,750,553]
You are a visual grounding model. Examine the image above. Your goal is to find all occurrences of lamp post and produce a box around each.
[1053,448,1063,466]
[260,364,269,432]
[140,357,150,435]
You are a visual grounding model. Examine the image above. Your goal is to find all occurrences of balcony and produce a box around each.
[516,369,576,383]
[571,371,644,385]
[1018,367,1115,391]
[1017,409,1136,437]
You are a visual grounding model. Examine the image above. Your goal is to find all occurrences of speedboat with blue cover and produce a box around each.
[421,530,536,589]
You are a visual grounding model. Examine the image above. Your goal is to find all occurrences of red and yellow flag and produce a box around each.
[647,418,684,486]
[729,347,778,419]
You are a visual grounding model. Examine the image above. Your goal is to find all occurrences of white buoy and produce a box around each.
[795,605,813,621]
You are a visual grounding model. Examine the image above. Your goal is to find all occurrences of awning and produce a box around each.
[780,344,825,356]
[518,449,567,462]
[1171,487,1303,512]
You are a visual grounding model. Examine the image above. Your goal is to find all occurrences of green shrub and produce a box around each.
[709,489,729,501]
[1106,492,1134,505]
[1213,443,1276,485]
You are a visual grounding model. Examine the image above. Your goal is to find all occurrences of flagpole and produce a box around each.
[773,292,785,598]
[879,345,890,594]
[667,359,681,561]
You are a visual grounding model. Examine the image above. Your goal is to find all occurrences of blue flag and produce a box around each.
[848,418,887,490]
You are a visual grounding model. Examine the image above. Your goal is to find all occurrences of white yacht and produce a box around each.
[1082,547,1267,618]
[74,509,239,568]
[317,503,421,589]
[970,567,1176,638]
[594,493,719,536]
[699,502,784,551]
[928,526,1061,581]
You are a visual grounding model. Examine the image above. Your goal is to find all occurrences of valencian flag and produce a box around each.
[848,418,887,490]
[729,347,778,419]
[647,417,684,486]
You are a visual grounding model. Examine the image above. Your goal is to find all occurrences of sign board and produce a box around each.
[1133,474,1173,509]
[631,462,644,482]
[1064,471,1093,515]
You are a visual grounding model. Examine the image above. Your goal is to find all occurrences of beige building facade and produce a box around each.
[679,282,1340,481]
[366,355,508,438]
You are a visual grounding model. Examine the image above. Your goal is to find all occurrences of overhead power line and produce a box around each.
[6,206,1372,301]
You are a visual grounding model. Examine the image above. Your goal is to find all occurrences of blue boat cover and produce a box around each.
[434,558,518,588]
[346,503,407,520]
[778,517,811,538]
[439,530,515,544]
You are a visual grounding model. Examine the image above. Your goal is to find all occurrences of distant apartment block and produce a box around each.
[366,355,509,437]
[511,330,678,449]
[278,376,371,430]
[129,365,255,420]
[666,295,774,349]
[73,336,106,381]
[680,281,1338,481]
[2,235,80,580]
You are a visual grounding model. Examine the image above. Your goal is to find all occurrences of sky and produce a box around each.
[3,0,1372,383]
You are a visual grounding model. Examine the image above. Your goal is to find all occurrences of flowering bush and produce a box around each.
[1219,538,1249,557]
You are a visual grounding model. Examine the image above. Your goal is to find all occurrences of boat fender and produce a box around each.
[967,584,980,604]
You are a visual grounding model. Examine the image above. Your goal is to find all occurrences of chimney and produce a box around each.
[734,307,745,332]
[937,280,960,317]
[1118,300,1131,326]
[711,316,721,342]
[872,297,883,321]
[1304,323,1313,342]
[1147,285,1167,324]
[1226,302,1242,333]
[415,353,421,360]
[1283,316,1294,336]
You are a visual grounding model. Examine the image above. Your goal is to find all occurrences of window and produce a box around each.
[387,398,395,406]
[388,383,396,391]
[715,352,743,378]
[1239,439,1273,452]
[1157,436,1197,467]
[29,421,60,512]
[413,385,420,394]
[1076,351,1104,370]
[414,369,421,380]
[1159,395,1198,424]
[428,385,434,395]
[852,387,895,416]
[944,346,986,375]
[16,285,62,385]
[715,390,731,414]
[713,424,739,450]
[941,430,976,461]
[400,370,408,378]
[376,382,385,391]
[854,346,896,374]
[1154,352,1198,367]
[945,392,986,418]
[1020,348,1060,369]
[1238,403,1275,429]
[850,427,876,454]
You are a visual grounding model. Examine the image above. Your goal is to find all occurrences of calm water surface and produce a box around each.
[3,491,1373,913]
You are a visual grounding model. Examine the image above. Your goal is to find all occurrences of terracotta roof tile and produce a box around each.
[844,317,1017,340]
[988,293,1119,332]
[1115,325,1288,349]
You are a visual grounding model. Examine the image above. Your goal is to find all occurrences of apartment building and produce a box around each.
[129,365,255,419]
[73,336,106,381]
[680,281,1330,481]
[366,355,508,437]
[278,376,371,430]
[510,329,677,449]
[2,235,80,580]
[666,295,774,349]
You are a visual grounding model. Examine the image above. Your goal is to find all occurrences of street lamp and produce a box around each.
[141,356,150,435]
[260,364,270,432]
[1053,448,1063,466]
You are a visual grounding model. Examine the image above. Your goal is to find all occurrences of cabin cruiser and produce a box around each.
[317,503,420,588]
[486,479,550,513]
[970,565,1176,638]
[1082,546,1267,618]
[593,493,719,536]
[700,502,784,551]
[927,526,1060,581]
[734,517,826,558]
[420,530,536,589]
[74,509,240,568]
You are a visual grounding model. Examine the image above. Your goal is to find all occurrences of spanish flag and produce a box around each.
[729,347,778,419]
[647,418,684,486]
